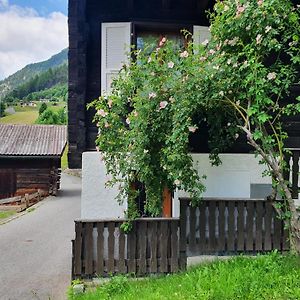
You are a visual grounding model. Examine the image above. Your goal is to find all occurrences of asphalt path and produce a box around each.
[0,173,81,300]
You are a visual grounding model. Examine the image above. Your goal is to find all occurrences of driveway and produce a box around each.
[0,173,81,300]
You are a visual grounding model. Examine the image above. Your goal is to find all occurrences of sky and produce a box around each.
[0,0,68,80]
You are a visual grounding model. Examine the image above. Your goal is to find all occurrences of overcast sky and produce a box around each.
[0,0,68,80]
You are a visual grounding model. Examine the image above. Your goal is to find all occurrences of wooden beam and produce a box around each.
[162,0,171,10]
[197,0,210,10]
[127,0,134,10]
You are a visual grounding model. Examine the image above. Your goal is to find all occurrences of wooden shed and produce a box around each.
[0,124,67,199]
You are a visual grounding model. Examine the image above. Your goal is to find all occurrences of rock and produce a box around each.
[73,284,85,295]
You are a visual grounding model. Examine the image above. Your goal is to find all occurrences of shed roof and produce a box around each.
[0,124,67,157]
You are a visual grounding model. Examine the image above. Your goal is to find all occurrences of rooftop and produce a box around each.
[0,124,67,157]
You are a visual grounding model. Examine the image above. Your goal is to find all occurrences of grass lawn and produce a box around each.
[0,111,39,124]
[69,253,300,300]
[0,211,16,220]
[61,144,69,170]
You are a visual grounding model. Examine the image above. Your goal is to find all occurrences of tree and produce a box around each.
[39,102,48,115]
[0,101,5,117]
[201,0,300,251]
[36,108,58,125]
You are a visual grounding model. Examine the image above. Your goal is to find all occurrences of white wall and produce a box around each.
[81,152,127,219]
[81,152,272,219]
[172,154,272,217]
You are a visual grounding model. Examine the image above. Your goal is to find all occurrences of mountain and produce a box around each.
[0,49,68,99]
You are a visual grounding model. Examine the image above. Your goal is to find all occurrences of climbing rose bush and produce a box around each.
[90,0,300,230]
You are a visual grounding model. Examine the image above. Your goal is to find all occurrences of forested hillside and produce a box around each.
[0,49,68,99]
[3,64,68,103]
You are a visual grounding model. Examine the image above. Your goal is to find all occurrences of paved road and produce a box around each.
[0,174,81,300]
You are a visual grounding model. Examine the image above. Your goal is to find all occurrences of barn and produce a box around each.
[0,124,67,199]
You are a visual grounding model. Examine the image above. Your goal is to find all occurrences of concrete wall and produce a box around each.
[173,153,272,217]
[81,152,127,219]
[82,152,271,219]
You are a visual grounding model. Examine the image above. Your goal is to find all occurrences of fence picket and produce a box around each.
[138,221,147,275]
[237,201,245,251]
[189,206,196,253]
[118,223,126,274]
[273,213,282,250]
[128,223,137,273]
[255,201,263,251]
[160,221,168,273]
[74,222,83,276]
[227,201,235,251]
[218,201,226,251]
[171,221,179,272]
[96,223,104,276]
[107,222,115,273]
[264,201,272,251]
[149,221,158,273]
[208,201,216,251]
[246,201,254,251]
[85,222,94,275]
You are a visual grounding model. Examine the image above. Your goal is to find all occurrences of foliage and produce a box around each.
[26,84,68,102]
[36,107,67,125]
[0,211,16,220]
[90,38,209,219]
[0,48,67,99]
[205,0,300,248]
[0,111,39,124]
[61,144,69,170]
[0,101,5,117]
[69,253,300,300]
[90,0,300,224]
[3,64,67,103]
[39,102,48,115]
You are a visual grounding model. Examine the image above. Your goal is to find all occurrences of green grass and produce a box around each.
[0,211,16,220]
[0,102,66,125]
[61,144,69,170]
[69,253,300,300]
[0,111,39,124]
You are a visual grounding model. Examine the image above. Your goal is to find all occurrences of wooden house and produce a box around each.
[69,0,300,278]
[68,0,299,218]
[0,124,67,199]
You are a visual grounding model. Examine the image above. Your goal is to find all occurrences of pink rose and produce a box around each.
[97,109,108,117]
[180,50,189,58]
[236,5,246,17]
[149,92,157,99]
[168,61,174,68]
[159,101,168,109]
[188,126,197,133]
[201,39,209,46]
[257,0,263,6]
[256,34,263,44]
[267,72,276,80]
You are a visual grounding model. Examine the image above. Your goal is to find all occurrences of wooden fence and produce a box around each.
[72,218,185,279]
[0,189,48,212]
[72,199,292,279]
[180,198,290,256]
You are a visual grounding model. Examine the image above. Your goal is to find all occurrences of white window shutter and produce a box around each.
[101,22,131,94]
[193,25,211,45]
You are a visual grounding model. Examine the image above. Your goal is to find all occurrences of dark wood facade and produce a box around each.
[0,157,61,199]
[68,0,215,168]
[68,0,300,168]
